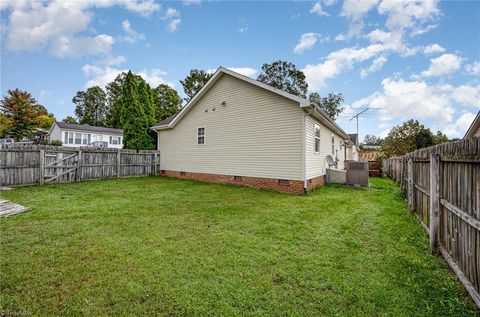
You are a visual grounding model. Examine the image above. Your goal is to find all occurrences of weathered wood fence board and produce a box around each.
[0,144,159,186]
[383,138,480,307]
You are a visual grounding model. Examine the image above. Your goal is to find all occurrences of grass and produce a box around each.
[0,177,477,316]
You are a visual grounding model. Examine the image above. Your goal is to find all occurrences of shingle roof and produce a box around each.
[156,114,178,126]
[55,122,123,134]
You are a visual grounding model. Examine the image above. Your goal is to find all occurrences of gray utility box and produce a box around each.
[346,161,369,186]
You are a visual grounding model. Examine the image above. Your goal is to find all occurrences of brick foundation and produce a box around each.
[307,175,326,191]
[160,170,312,194]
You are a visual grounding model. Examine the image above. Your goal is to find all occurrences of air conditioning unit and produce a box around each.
[346,161,369,186]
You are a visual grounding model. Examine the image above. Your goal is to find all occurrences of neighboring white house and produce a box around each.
[48,122,123,149]
[347,133,360,161]
[464,111,480,139]
[152,67,354,193]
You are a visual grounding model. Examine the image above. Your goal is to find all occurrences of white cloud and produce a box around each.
[310,2,329,16]
[227,67,258,77]
[82,64,173,89]
[378,0,440,30]
[182,0,201,5]
[421,53,462,77]
[120,0,160,16]
[50,34,114,58]
[2,0,159,57]
[423,44,445,55]
[238,27,248,33]
[361,78,456,124]
[360,56,387,78]
[323,0,337,6]
[303,42,394,90]
[120,20,145,44]
[443,112,477,138]
[352,78,480,131]
[162,7,181,32]
[466,61,480,75]
[410,23,438,36]
[341,0,378,21]
[335,22,364,41]
[294,33,319,54]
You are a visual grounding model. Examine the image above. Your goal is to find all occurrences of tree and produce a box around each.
[0,89,39,140]
[362,134,383,146]
[106,72,127,128]
[120,71,155,150]
[0,114,13,138]
[381,120,438,157]
[73,86,107,126]
[257,60,308,98]
[309,92,344,120]
[62,116,78,124]
[180,69,212,102]
[35,114,55,129]
[152,84,182,122]
[433,131,449,145]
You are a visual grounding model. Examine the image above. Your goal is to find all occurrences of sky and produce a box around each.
[1,0,479,141]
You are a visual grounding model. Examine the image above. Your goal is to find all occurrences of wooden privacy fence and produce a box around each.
[383,138,480,307]
[0,144,160,187]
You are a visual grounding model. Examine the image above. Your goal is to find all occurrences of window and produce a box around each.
[64,132,68,144]
[331,134,335,155]
[314,124,320,153]
[75,133,82,144]
[82,134,87,145]
[109,136,112,144]
[197,127,205,144]
[68,132,74,144]
[87,134,91,144]
[118,136,121,145]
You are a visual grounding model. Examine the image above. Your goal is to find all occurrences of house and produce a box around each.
[48,122,123,148]
[464,111,480,139]
[347,133,359,161]
[152,67,354,194]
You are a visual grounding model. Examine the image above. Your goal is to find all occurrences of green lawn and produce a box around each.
[0,177,477,316]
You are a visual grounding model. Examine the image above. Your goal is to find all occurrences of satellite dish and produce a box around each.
[326,155,335,168]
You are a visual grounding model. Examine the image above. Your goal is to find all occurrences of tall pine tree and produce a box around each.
[120,71,155,150]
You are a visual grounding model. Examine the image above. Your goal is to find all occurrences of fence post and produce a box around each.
[429,153,440,255]
[407,157,414,211]
[117,149,121,178]
[77,149,82,181]
[39,149,44,185]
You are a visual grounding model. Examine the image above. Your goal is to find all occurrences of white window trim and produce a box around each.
[314,124,320,154]
[197,126,206,145]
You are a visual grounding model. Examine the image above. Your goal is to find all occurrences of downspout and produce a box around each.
[303,105,315,195]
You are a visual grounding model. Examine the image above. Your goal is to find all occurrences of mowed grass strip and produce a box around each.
[0,177,477,316]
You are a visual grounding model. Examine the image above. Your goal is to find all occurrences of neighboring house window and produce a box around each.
[197,127,205,144]
[68,132,74,144]
[75,133,82,144]
[87,134,91,144]
[64,132,68,144]
[314,124,320,153]
[331,134,335,155]
[111,136,119,145]
[82,134,87,145]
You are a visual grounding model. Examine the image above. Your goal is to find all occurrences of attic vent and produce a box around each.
[278,179,290,186]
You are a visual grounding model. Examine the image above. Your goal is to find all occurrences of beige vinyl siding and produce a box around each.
[305,116,345,179]
[159,73,305,180]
